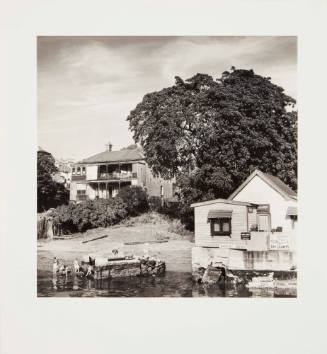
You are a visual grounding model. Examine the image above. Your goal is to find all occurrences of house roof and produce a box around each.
[191,198,254,208]
[79,149,145,164]
[229,169,297,201]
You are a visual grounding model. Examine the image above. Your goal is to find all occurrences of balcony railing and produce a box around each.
[72,174,86,181]
[98,172,137,180]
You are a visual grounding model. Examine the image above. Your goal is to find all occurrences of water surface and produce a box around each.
[38,269,296,298]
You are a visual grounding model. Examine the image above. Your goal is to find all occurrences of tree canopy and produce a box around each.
[127,68,297,228]
[37,150,69,212]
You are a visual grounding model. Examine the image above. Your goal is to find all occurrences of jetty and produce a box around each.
[80,255,166,280]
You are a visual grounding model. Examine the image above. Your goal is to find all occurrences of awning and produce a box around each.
[207,210,232,219]
[286,206,297,217]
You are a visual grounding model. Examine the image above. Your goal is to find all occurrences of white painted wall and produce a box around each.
[86,165,98,180]
[87,184,96,200]
[232,175,297,232]
[76,183,86,190]
[194,202,248,248]
[70,182,77,201]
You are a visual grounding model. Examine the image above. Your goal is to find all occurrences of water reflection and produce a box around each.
[52,274,57,290]
[38,269,296,298]
[73,275,79,291]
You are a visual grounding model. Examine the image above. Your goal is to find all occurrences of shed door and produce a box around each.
[258,214,270,232]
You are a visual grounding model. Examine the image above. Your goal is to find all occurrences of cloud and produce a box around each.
[38,36,297,160]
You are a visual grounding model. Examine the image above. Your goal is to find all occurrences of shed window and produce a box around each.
[210,218,231,236]
[208,210,232,236]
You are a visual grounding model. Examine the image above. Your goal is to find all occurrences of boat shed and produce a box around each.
[191,199,259,250]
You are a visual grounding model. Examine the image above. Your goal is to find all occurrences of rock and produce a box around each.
[226,270,239,284]
[202,265,223,285]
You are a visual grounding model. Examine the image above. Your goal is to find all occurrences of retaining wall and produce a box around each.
[192,246,296,272]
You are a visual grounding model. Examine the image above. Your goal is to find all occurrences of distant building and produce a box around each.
[69,143,176,202]
[53,158,74,189]
[191,169,297,252]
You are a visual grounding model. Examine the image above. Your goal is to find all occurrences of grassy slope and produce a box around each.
[37,213,194,273]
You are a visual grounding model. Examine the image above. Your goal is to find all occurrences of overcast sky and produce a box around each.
[38,36,297,161]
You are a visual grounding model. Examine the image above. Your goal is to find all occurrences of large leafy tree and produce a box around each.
[37,150,69,212]
[127,68,297,228]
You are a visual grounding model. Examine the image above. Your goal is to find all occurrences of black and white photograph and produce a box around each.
[3,1,327,353]
[37,36,298,298]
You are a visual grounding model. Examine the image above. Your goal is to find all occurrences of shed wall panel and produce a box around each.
[194,202,249,248]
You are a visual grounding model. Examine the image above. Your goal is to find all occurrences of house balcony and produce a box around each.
[98,172,137,180]
[72,174,86,181]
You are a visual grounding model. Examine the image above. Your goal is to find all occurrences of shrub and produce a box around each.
[167,219,194,238]
[148,196,162,211]
[116,186,148,216]
[148,196,181,219]
[119,211,169,227]
[50,197,128,234]
[159,200,181,219]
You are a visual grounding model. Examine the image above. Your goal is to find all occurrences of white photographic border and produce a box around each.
[1,1,327,353]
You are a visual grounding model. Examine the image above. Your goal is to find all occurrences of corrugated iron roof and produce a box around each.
[263,173,297,199]
[80,149,145,164]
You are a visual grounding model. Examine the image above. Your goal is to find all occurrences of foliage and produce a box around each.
[148,196,180,219]
[51,198,128,234]
[37,150,69,212]
[148,196,162,211]
[120,144,138,150]
[166,219,194,239]
[51,186,148,234]
[116,186,149,216]
[119,211,170,227]
[127,68,297,229]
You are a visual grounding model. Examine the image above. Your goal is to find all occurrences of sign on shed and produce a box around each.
[241,232,251,240]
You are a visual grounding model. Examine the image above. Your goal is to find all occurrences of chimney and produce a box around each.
[105,142,113,151]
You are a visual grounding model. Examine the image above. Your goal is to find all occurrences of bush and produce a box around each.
[159,200,181,219]
[167,219,194,239]
[50,197,128,234]
[116,186,148,216]
[148,196,162,211]
[148,196,181,219]
[50,186,149,234]
[119,211,170,227]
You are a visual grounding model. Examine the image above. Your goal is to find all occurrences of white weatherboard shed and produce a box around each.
[191,170,297,252]
[191,199,256,250]
[229,169,297,234]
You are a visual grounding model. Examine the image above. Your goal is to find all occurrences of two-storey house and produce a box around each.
[70,143,175,202]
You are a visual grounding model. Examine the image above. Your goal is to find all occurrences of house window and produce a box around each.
[160,185,164,197]
[76,190,86,201]
[210,218,232,236]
